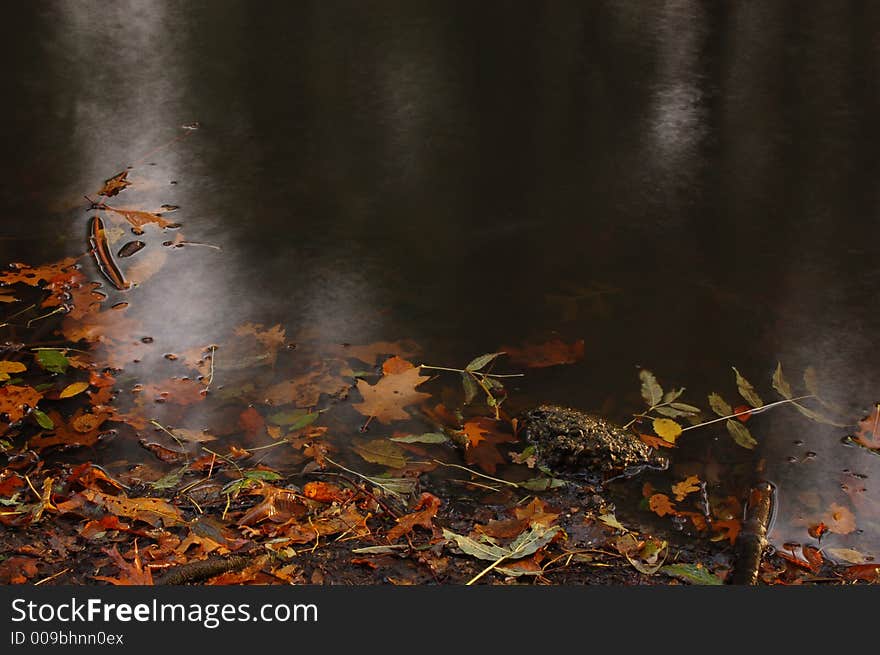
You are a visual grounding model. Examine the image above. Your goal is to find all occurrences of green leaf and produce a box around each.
[772,362,793,399]
[364,476,418,497]
[708,393,732,418]
[655,402,701,418]
[670,402,701,414]
[726,419,757,449]
[732,367,763,408]
[660,563,723,585]
[149,466,186,491]
[269,409,318,429]
[36,349,69,374]
[518,477,567,491]
[598,513,626,531]
[353,439,408,468]
[242,470,282,481]
[390,432,449,444]
[639,370,663,407]
[442,525,562,562]
[32,409,54,430]
[663,388,684,403]
[461,372,480,404]
[465,352,504,372]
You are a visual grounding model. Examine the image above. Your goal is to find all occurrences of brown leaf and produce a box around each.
[57,488,185,527]
[102,204,179,234]
[238,407,266,439]
[639,433,676,449]
[0,258,78,287]
[463,417,516,474]
[303,482,349,504]
[98,170,132,197]
[502,339,585,368]
[238,486,306,526]
[93,544,153,585]
[0,384,44,426]
[276,505,369,545]
[262,369,350,408]
[352,363,431,424]
[386,493,441,542]
[0,556,39,584]
[513,498,559,527]
[649,493,676,517]
[352,439,408,469]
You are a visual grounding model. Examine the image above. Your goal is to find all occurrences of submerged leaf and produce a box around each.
[660,563,723,585]
[390,432,448,444]
[708,393,732,418]
[461,372,480,404]
[772,362,793,399]
[353,439,408,469]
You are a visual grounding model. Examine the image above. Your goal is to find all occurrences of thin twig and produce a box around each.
[680,395,814,432]
[431,459,520,488]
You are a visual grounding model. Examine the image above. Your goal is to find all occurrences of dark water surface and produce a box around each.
[3,1,880,562]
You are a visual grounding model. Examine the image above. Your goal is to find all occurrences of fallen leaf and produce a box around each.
[352,363,431,424]
[638,433,675,449]
[57,488,184,527]
[262,369,350,407]
[711,519,741,545]
[0,385,44,425]
[98,171,132,197]
[0,556,39,584]
[708,392,733,417]
[825,548,871,564]
[276,505,370,545]
[840,564,880,582]
[442,525,562,562]
[386,493,442,542]
[672,475,701,501]
[238,486,306,526]
[726,419,757,449]
[59,381,90,399]
[462,417,516,474]
[303,482,349,503]
[238,407,265,439]
[652,418,682,443]
[639,370,664,406]
[93,544,153,585]
[102,205,180,234]
[503,339,584,368]
[660,563,723,585]
[649,493,676,517]
[352,439,408,469]
[513,498,560,527]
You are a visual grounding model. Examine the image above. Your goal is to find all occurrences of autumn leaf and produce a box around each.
[732,367,763,408]
[0,384,44,425]
[386,493,442,542]
[672,475,701,501]
[0,557,39,584]
[382,355,415,374]
[238,486,306,526]
[513,498,559,528]
[262,369,350,408]
[0,361,26,382]
[234,322,286,352]
[303,481,350,504]
[237,406,266,439]
[59,381,90,399]
[640,370,663,406]
[98,170,132,197]
[462,416,516,474]
[661,563,723,585]
[0,258,78,288]
[726,419,757,449]
[652,418,682,443]
[352,439,408,469]
[102,204,180,234]
[649,493,676,517]
[93,544,153,585]
[56,488,185,527]
[462,420,491,447]
[503,339,584,368]
[638,433,675,449]
[275,505,370,545]
[352,362,431,424]
[711,519,741,545]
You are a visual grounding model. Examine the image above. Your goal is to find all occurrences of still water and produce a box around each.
[2,1,879,562]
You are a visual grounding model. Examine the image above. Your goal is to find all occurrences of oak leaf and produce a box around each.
[386,493,441,542]
[672,475,701,501]
[649,493,676,517]
[98,170,132,197]
[93,544,153,585]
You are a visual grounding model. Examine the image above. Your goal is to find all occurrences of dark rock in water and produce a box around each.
[522,405,668,481]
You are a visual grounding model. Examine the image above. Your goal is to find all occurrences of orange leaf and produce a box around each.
[303,482,349,503]
[649,493,676,517]
[352,363,431,424]
[386,493,442,542]
[513,498,559,527]
[462,417,516,474]
[98,170,132,197]
[711,519,741,545]
[671,475,701,502]
[381,356,414,375]
[93,544,153,585]
[639,433,675,449]
[0,385,43,427]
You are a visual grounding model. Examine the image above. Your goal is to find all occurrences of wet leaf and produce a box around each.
[32,409,54,430]
[638,433,675,449]
[841,564,880,582]
[353,439,408,469]
[303,481,349,503]
[461,372,480,404]
[649,493,676,517]
[672,475,701,501]
[639,370,663,406]
[652,418,682,443]
[238,486,305,525]
[0,385,44,425]
[93,544,153,585]
[386,493,442,542]
[466,352,503,371]
[98,170,132,197]
[517,476,566,491]
[267,409,319,430]
[462,417,516,474]
[390,432,448,444]
[708,392,732,417]
[36,349,69,374]
[263,370,350,408]
[442,525,562,562]
[148,467,186,491]
[57,488,184,527]
[0,557,39,584]
[59,381,90,399]
[616,533,668,575]
[598,513,626,531]
[103,204,180,233]
[352,363,431,424]
[276,505,370,545]
[732,367,763,408]
[0,361,27,382]
[772,362,793,399]
[660,563,723,585]
[726,419,757,449]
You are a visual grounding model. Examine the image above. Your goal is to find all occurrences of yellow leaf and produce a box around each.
[59,381,90,399]
[652,418,682,443]
[0,361,26,374]
[672,475,701,501]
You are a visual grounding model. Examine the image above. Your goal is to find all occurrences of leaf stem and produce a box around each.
[680,395,814,432]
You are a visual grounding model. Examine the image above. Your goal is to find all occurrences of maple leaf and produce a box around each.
[672,475,701,501]
[462,416,516,474]
[98,170,132,197]
[513,498,560,527]
[649,493,676,517]
[386,493,442,542]
[352,363,431,424]
[28,409,107,450]
[93,544,153,585]
[502,338,585,368]
[462,420,490,447]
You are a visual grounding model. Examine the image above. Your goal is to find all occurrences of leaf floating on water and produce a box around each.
[117,241,146,258]
[726,419,757,449]
[352,362,431,424]
[98,171,132,197]
[652,418,682,443]
[352,439,408,469]
[32,409,54,430]
[772,362,793,399]
[465,352,504,372]
[102,205,180,234]
[708,392,732,418]
[671,475,701,501]
[59,381,90,399]
[442,525,561,562]
[36,349,69,374]
[390,432,448,444]
[732,367,763,408]
[639,370,663,407]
